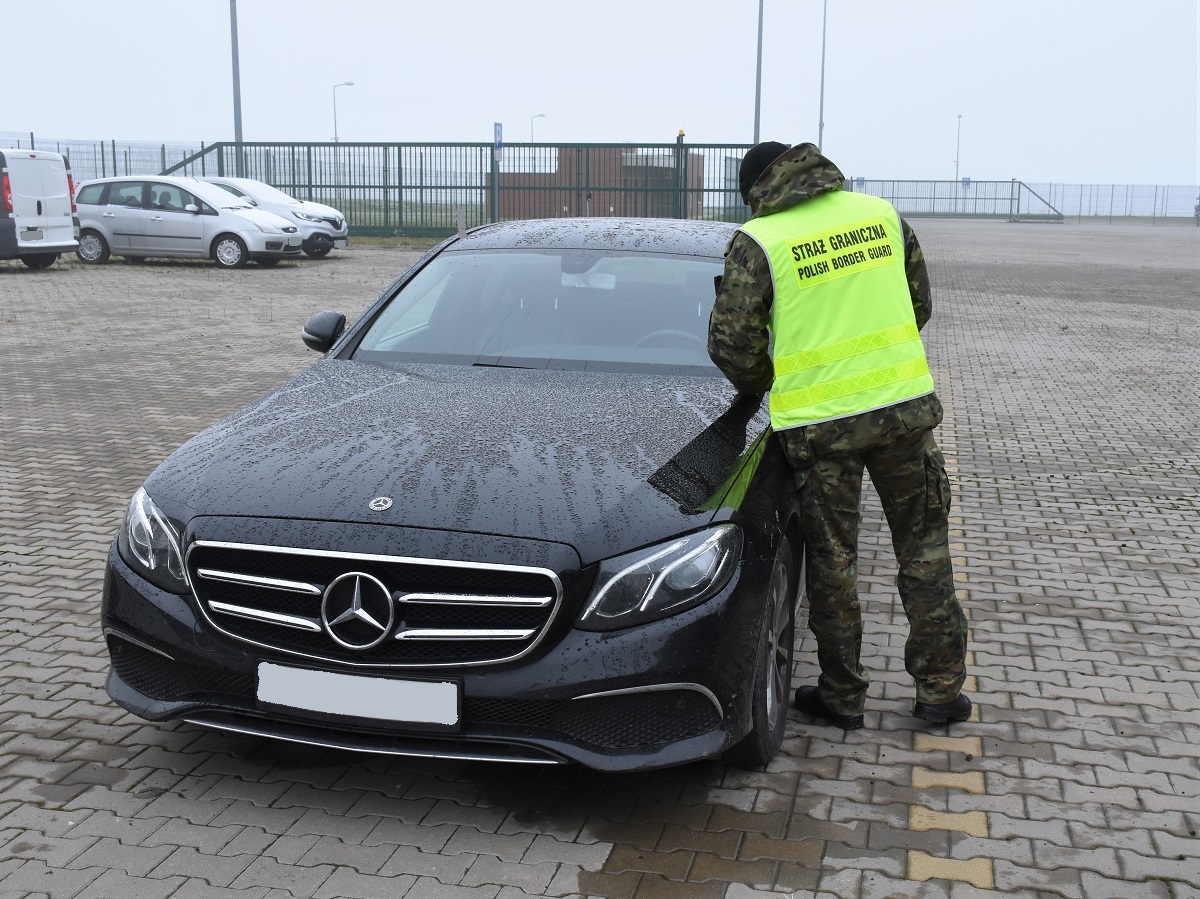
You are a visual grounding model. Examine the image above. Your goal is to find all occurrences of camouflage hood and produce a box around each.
[746,142,846,218]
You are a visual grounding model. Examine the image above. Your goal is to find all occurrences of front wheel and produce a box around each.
[21,253,59,269]
[76,230,110,264]
[304,245,332,258]
[726,533,797,768]
[212,235,248,269]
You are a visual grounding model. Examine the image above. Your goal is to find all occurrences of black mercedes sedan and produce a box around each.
[101,218,805,771]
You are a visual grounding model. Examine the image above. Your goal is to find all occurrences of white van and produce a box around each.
[0,149,80,269]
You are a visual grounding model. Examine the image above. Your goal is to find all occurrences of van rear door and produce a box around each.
[4,151,78,251]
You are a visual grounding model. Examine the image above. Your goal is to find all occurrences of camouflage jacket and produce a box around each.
[707,143,942,459]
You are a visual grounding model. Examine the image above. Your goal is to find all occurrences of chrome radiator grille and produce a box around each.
[186,541,561,667]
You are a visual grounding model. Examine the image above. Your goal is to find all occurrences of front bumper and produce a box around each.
[101,539,770,772]
[244,231,303,260]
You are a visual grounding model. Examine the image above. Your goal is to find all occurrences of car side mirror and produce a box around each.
[184,204,200,214]
[302,311,346,353]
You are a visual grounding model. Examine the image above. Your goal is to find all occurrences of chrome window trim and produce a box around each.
[103,627,175,661]
[208,601,322,633]
[197,568,322,595]
[570,682,724,719]
[184,539,563,669]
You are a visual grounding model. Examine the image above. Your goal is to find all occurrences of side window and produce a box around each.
[108,182,147,208]
[76,184,104,205]
[151,185,195,212]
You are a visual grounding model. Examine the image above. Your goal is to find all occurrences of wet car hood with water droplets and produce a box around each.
[144,358,771,564]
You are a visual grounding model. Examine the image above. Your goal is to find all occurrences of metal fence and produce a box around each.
[0,131,206,182]
[5,131,1196,233]
[846,179,1199,225]
[160,140,753,236]
[1029,183,1199,222]
[847,179,1065,221]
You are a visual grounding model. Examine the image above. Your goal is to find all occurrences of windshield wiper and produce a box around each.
[472,360,540,370]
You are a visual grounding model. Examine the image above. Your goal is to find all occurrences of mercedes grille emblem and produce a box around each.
[321,572,395,650]
[368,496,393,511]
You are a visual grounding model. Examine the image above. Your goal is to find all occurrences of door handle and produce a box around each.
[103,212,116,217]
[152,216,163,221]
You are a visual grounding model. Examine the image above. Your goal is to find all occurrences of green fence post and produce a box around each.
[490,147,498,224]
[675,132,684,219]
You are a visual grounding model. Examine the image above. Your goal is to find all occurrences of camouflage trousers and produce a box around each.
[780,422,967,716]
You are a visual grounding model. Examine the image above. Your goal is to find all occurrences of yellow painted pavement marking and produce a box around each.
[911,766,985,794]
[909,806,989,838]
[904,369,995,889]
[908,851,995,890]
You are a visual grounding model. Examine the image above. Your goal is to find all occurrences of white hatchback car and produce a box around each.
[74,176,303,268]
[200,177,348,258]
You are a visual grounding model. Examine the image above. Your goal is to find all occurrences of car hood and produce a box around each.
[294,200,342,219]
[223,206,296,231]
[145,359,771,564]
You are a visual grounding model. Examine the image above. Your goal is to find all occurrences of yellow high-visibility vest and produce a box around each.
[739,190,935,431]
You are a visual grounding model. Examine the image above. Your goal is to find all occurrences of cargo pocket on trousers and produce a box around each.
[924,445,952,530]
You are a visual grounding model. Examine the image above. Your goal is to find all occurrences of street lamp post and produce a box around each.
[530,113,546,143]
[753,0,763,143]
[332,81,354,142]
[817,0,828,150]
[954,114,962,212]
[229,0,244,175]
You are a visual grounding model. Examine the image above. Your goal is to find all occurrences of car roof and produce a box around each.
[450,218,737,258]
[76,175,254,207]
[199,176,260,187]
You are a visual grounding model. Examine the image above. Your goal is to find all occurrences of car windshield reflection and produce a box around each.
[353,249,725,376]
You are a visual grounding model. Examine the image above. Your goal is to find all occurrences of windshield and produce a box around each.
[188,180,257,209]
[238,181,303,205]
[353,249,725,375]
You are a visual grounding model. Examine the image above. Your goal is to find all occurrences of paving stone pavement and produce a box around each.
[1,220,1198,899]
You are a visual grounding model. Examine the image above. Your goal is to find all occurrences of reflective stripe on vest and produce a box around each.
[739,190,934,430]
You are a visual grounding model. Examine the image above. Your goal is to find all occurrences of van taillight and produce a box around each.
[2,173,11,212]
[67,174,77,212]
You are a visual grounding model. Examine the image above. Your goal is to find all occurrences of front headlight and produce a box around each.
[253,220,283,234]
[576,525,741,631]
[292,210,324,222]
[117,487,189,593]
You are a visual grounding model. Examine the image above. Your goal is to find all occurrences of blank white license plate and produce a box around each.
[334,238,349,249]
[257,662,459,727]
[22,229,43,241]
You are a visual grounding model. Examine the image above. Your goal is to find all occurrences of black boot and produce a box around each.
[913,694,972,723]
[794,685,864,730]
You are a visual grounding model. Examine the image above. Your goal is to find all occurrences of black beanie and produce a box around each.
[739,141,789,204]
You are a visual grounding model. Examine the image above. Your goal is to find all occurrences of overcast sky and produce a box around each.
[4,0,1198,184]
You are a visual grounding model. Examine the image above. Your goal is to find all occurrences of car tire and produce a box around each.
[20,253,60,269]
[212,235,249,269]
[256,257,282,267]
[726,533,797,768]
[76,230,110,264]
[304,246,332,258]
